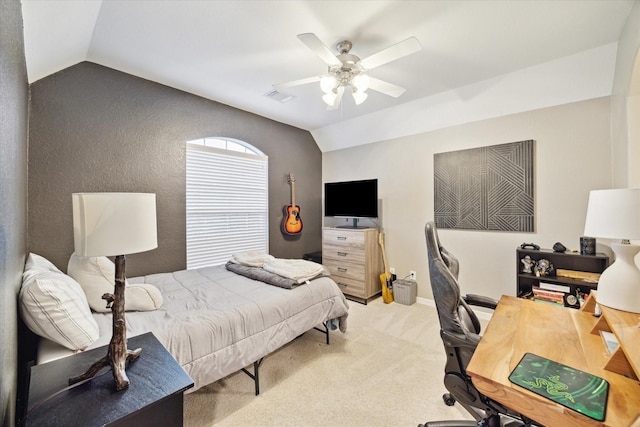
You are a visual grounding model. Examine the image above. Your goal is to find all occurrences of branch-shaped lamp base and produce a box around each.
[68,255,142,391]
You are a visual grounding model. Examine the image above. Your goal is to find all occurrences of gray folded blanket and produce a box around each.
[225,261,329,290]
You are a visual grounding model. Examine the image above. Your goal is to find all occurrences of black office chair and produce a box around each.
[420,222,535,427]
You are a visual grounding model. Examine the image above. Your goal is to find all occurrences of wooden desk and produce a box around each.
[467,295,640,426]
[26,332,194,426]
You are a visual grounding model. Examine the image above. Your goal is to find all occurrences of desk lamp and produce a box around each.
[69,193,157,390]
[584,188,640,313]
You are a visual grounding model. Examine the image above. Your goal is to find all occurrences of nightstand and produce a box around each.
[25,332,193,426]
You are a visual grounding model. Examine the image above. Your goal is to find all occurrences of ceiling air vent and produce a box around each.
[264,89,294,103]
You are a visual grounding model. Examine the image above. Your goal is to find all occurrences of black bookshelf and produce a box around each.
[516,248,609,307]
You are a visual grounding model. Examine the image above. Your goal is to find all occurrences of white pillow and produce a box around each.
[25,252,62,273]
[20,269,100,351]
[22,252,62,284]
[67,253,163,312]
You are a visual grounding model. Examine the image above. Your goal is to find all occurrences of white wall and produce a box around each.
[630,92,640,187]
[323,97,611,302]
[611,1,640,187]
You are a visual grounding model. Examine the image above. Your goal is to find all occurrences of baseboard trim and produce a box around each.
[416,296,493,321]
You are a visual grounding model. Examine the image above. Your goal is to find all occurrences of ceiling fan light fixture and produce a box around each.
[352,74,370,92]
[320,75,336,93]
[282,33,419,110]
[322,91,337,106]
[352,90,368,105]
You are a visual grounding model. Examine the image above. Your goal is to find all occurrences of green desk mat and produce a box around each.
[508,353,608,421]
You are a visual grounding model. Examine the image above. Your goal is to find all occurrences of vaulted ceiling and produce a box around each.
[21,1,635,151]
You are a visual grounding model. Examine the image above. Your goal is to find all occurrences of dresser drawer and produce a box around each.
[323,259,365,282]
[322,229,365,249]
[322,244,365,264]
[330,275,366,298]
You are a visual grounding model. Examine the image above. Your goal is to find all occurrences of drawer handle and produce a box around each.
[336,282,347,288]
[337,252,347,257]
[338,267,347,273]
[337,236,347,240]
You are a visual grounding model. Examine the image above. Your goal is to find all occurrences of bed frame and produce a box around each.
[240,322,330,395]
[35,265,349,395]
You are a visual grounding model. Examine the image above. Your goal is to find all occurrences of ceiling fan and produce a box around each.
[274,33,422,110]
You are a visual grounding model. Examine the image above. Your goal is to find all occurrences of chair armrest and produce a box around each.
[463,294,498,310]
[441,330,481,349]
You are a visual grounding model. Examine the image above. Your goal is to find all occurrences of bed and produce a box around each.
[20,253,350,394]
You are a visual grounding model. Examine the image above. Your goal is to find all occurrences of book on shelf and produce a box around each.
[532,286,565,304]
[533,297,564,305]
[539,282,571,293]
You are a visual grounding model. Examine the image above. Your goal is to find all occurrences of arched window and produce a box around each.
[186,137,268,269]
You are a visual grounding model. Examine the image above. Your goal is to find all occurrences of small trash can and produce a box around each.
[393,279,417,305]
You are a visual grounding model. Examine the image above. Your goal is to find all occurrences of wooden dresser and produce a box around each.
[322,227,382,304]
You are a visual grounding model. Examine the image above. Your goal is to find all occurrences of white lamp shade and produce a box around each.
[352,74,370,92]
[584,188,640,240]
[322,91,337,106]
[320,76,336,94]
[352,90,368,105]
[73,193,158,257]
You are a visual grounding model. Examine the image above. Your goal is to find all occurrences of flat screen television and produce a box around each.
[324,179,378,228]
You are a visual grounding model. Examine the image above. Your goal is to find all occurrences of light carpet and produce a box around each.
[184,297,476,426]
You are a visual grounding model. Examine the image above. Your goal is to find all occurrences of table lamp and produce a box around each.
[584,188,640,313]
[69,192,157,390]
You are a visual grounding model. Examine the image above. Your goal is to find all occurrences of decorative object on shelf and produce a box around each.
[534,259,553,277]
[281,173,302,235]
[556,269,601,283]
[434,140,534,232]
[552,242,567,253]
[520,242,540,250]
[563,291,581,309]
[580,236,596,255]
[521,255,535,273]
[69,193,158,391]
[584,188,640,313]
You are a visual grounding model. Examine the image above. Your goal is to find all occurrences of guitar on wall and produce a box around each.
[281,173,303,235]
[378,232,394,303]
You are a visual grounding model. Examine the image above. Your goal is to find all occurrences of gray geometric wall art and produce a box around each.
[434,140,535,232]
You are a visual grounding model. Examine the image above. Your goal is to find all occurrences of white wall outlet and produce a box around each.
[390,267,395,274]
[409,270,417,280]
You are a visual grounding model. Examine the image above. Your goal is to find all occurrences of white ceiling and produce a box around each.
[21,1,635,151]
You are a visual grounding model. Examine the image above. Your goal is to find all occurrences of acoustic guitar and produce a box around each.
[378,232,394,303]
[281,173,303,235]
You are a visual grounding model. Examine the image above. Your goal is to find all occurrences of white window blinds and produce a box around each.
[186,143,268,269]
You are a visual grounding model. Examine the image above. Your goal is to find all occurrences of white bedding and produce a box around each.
[39,264,349,393]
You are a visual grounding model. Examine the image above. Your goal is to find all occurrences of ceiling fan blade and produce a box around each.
[273,76,322,91]
[359,37,422,70]
[368,77,406,98]
[297,33,342,67]
[326,86,345,111]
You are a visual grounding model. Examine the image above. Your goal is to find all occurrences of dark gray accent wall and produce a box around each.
[0,1,29,425]
[28,62,322,277]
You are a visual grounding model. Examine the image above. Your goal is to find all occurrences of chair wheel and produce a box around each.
[442,393,456,406]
